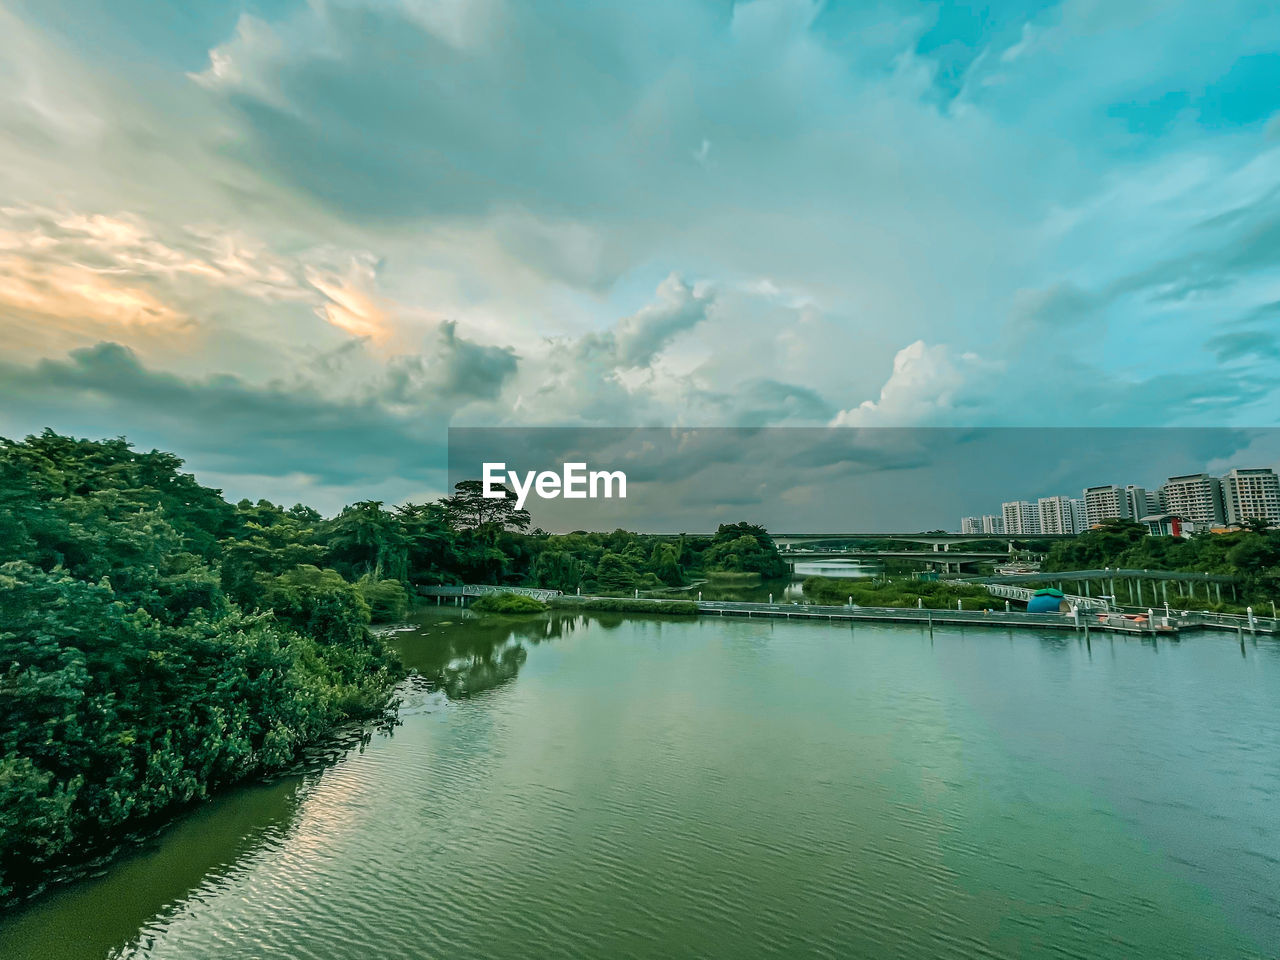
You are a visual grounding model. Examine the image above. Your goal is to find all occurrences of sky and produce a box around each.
[447,427,1280,531]
[3,0,1280,514]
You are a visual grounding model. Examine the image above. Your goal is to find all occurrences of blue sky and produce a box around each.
[2,0,1280,510]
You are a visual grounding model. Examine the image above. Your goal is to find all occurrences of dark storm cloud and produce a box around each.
[0,342,449,488]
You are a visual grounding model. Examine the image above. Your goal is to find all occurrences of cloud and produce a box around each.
[305,257,394,341]
[4,0,1280,515]
[832,327,1280,428]
[832,341,988,426]
[1206,330,1280,362]
[379,322,518,406]
[0,253,183,328]
[599,273,712,369]
[0,339,511,510]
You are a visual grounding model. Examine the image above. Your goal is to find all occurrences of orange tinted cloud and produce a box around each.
[305,261,394,342]
[0,254,182,327]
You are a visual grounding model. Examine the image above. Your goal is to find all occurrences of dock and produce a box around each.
[419,586,1277,637]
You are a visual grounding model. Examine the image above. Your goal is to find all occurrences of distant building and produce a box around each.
[1002,500,1040,536]
[981,514,1004,535]
[1140,513,1197,538]
[1159,474,1224,526]
[1083,485,1129,527]
[960,516,982,534]
[1070,498,1087,533]
[1037,496,1076,534]
[1125,485,1159,522]
[1221,468,1280,526]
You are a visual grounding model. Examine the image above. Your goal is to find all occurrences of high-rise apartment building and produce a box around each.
[1125,485,1159,521]
[1070,498,1088,532]
[1002,500,1040,536]
[1037,496,1077,534]
[1158,474,1224,526]
[1221,468,1280,526]
[982,514,1004,535]
[960,516,982,534]
[1083,485,1129,526]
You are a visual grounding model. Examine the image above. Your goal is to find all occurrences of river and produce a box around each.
[2,609,1277,959]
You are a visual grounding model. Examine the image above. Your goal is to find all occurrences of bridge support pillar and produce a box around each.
[1215,583,1221,604]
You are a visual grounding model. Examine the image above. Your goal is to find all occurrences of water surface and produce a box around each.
[2,610,1276,959]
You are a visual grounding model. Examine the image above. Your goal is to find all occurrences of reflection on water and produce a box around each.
[0,778,304,960]
[2,609,1277,960]
[391,609,583,697]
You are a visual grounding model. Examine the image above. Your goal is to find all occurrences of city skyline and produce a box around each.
[962,464,1280,534]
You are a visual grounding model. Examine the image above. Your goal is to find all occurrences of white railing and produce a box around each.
[983,583,1109,611]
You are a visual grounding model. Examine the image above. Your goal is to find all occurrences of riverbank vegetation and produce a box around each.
[470,593,548,614]
[548,596,699,615]
[0,432,408,905]
[802,576,996,610]
[0,431,791,903]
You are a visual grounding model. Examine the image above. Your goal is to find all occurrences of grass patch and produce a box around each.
[703,571,762,584]
[803,575,996,610]
[470,593,549,614]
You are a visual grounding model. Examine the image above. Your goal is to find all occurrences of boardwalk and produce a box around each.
[690,600,1273,636]
[418,585,1277,637]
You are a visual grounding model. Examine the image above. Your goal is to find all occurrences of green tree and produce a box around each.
[441,480,532,537]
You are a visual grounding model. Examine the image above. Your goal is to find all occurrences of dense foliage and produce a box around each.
[470,593,548,614]
[548,596,699,614]
[1043,519,1279,611]
[0,432,790,902]
[0,432,404,903]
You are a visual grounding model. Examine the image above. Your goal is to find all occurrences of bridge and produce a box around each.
[419,584,563,602]
[782,548,1019,573]
[770,532,1075,549]
[982,583,1109,612]
[645,532,1075,550]
[949,567,1242,606]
